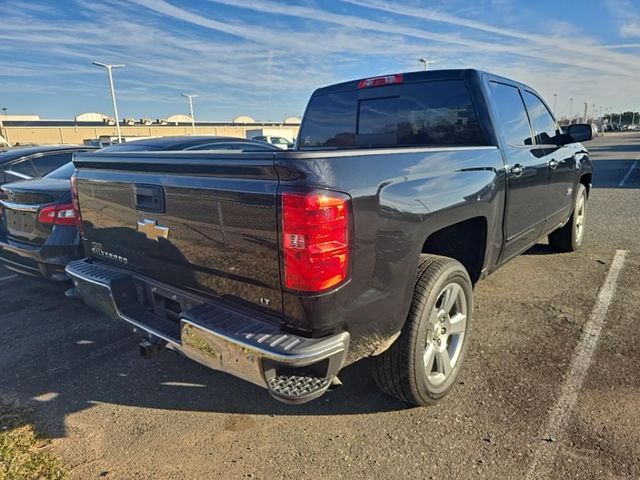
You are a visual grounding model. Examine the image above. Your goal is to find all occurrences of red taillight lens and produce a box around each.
[70,173,85,237]
[37,203,76,226]
[357,74,403,89]
[281,191,351,292]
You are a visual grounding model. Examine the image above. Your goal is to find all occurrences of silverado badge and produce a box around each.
[137,219,170,241]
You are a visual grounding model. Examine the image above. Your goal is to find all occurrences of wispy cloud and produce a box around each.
[0,0,638,120]
[605,0,640,38]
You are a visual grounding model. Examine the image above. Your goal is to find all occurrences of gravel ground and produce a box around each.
[0,132,638,479]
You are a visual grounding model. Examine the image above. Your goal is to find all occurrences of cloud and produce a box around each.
[0,0,638,120]
[605,0,640,38]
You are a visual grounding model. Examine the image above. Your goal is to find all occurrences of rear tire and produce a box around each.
[548,183,587,252]
[373,254,473,406]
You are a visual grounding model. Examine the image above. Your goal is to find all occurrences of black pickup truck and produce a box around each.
[67,69,593,405]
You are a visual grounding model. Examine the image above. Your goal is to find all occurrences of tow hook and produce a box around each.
[139,338,167,358]
[328,376,343,391]
[64,287,80,299]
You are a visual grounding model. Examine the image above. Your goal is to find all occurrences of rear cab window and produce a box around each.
[299,79,486,149]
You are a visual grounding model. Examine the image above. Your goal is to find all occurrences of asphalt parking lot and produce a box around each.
[1,133,639,479]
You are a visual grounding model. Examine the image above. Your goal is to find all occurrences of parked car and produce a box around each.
[98,135,279,153]
[251,135,293,149]
[0,136,278,281]
[67,69,593,406]
[0,145,97,188]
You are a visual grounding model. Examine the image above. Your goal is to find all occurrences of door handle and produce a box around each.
[510,164,524,176]
[549,159,559,169]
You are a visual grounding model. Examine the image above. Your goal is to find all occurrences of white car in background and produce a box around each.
[251,135,292,150]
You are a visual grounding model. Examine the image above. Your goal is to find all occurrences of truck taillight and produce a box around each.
[70,173,85,237]
[281,191,351,292]
[37,203,76,226]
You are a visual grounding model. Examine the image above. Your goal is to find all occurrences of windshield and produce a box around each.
[271,137,289,144]
[299,79,486,149]
[45,161,76,179]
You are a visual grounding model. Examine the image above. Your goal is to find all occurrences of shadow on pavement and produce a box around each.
[591,159,639,189]
[0,278,410,439]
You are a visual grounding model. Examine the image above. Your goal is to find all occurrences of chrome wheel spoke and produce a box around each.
[423,343,436,372]
[436,349,453,377]
[448,312,467,335]
[443,283,461,313]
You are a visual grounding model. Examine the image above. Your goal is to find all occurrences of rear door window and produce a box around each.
[488,82,533,147]
[32,152,74,176]
[6,158,37,179]
[299,80,486,149]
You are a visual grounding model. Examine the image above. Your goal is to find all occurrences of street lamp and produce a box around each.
[569,97,574,125]
[417,58,432,71]
[181,93,197,134]
[553,94,557,117]
[93,61,125,143]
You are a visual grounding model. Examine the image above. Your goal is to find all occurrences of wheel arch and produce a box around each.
[421,216,488,285]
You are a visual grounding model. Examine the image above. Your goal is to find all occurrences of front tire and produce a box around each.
[548,183,587,252]
[373,254,473,406]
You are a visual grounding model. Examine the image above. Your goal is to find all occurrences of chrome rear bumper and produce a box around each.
[65,259,349,404]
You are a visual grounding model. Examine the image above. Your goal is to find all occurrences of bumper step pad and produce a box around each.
[267,375,332,403]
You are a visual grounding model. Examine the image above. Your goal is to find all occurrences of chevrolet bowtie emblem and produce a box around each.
[137,219,170,241]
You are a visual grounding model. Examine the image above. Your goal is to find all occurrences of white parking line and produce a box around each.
[525,249,627,479]
[0,274,18,283]
[618,158,638,187]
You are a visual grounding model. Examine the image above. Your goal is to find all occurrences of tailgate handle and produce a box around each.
[134,185,165,213]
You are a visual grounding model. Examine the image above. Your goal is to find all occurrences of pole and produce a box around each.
[181,93,197,134]
[583,102,588,124]
[569,98,574,124]
[93,62,125,143]
[553,94,558,117]
[106,67,122,143]
[418,58,430,71]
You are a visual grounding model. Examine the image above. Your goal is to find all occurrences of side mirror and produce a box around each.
[566,123,593,143]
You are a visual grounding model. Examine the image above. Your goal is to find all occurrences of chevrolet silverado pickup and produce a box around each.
[66,69,593,405]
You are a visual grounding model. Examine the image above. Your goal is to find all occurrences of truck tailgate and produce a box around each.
[73,152,282,316]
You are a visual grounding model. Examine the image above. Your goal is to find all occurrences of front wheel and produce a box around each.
[548,183,588,252]
[373,254,473,406]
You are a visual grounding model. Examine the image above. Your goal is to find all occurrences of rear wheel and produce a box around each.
[548,183,587,252]
[373,254,473,406]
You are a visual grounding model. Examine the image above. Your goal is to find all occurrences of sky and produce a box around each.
[1,0,640,122]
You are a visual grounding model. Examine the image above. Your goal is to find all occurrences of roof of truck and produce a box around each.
[312,69,531,95]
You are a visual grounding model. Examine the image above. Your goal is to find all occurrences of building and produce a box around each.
[0,113,301,146]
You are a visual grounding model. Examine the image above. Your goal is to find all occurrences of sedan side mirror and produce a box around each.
[566,123,593,143]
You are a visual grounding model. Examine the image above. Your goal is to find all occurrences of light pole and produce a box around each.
[569,97,574,124]
[553,94,557,117]
[583,102,588,124]
[93,61,125,143]
[181,93,197,134]
[417,58,431,71]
